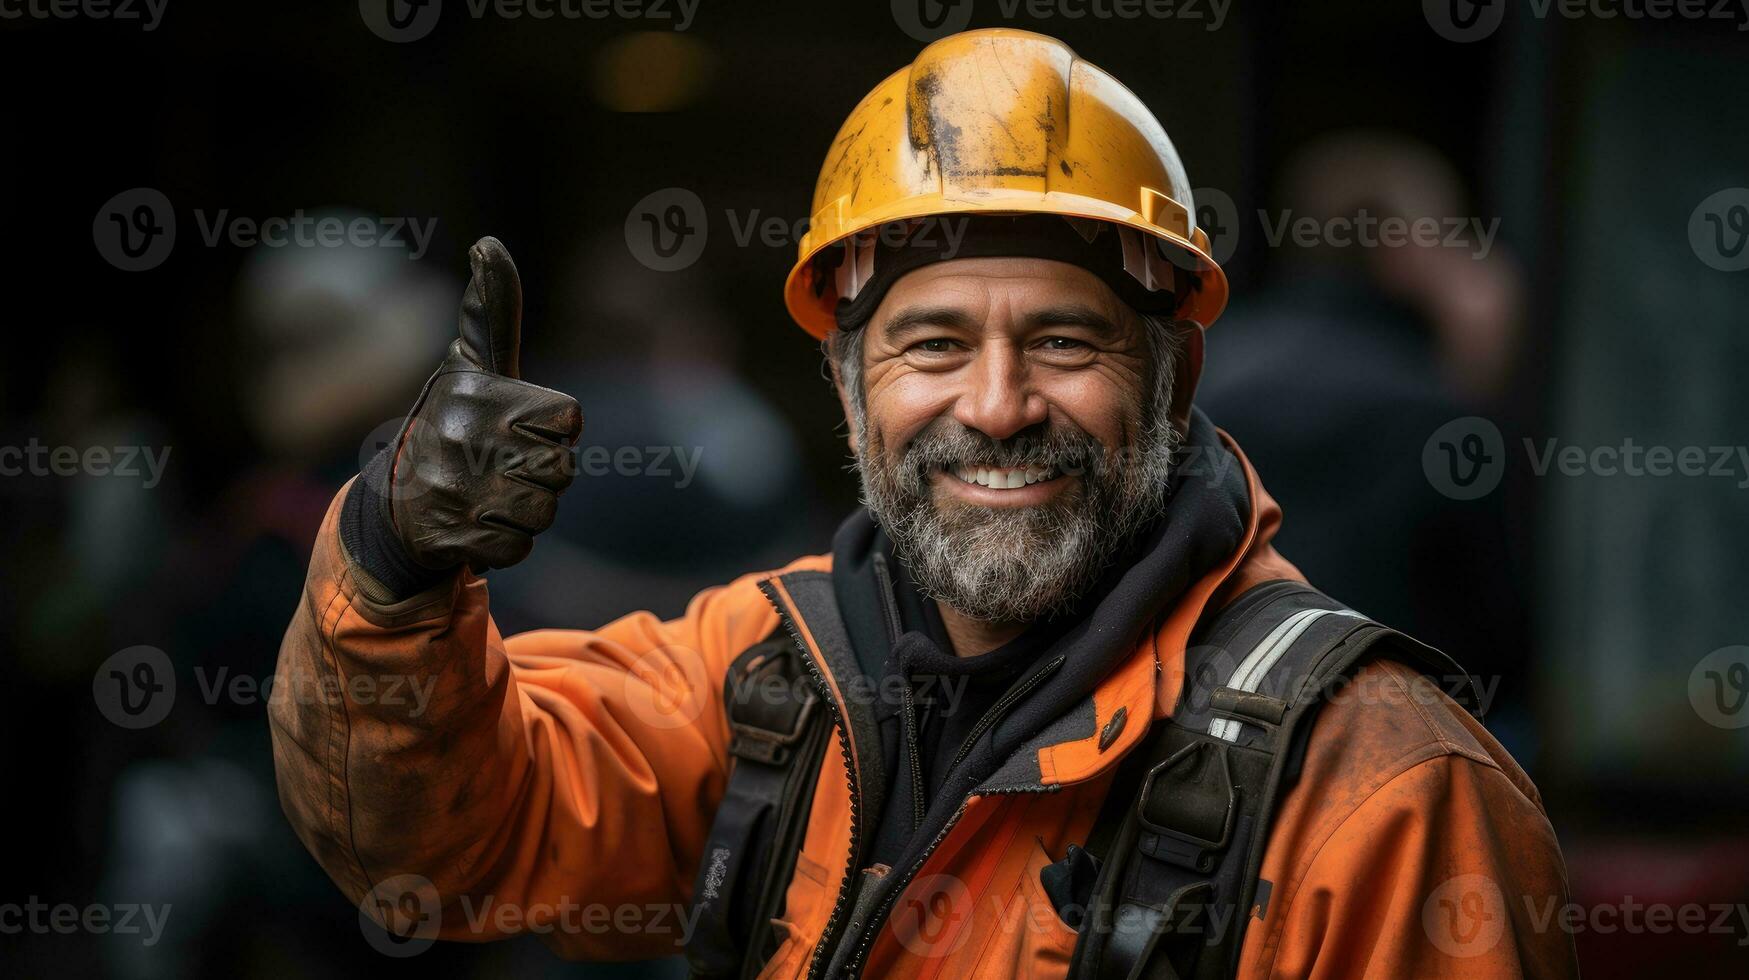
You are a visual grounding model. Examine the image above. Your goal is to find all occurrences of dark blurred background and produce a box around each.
[4,1,1748,976]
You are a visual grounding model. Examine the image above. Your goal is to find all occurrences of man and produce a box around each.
[270,29,1576,979]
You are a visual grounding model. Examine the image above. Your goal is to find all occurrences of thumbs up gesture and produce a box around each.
[373,237,582,576]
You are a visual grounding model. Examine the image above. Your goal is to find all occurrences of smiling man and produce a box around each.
[846,251,1183,643]
[270,29,1577,979]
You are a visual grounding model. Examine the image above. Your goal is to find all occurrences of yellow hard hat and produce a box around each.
[784,28,1228,340]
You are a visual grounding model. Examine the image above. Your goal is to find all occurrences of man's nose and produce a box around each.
[953,344,1048,441]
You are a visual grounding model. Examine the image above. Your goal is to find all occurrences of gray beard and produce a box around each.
[854,404,1180,625]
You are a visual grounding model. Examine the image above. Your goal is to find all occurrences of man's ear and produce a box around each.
[1168,322,1204,436]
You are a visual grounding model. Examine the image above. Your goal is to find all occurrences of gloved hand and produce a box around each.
[343,236,582,599]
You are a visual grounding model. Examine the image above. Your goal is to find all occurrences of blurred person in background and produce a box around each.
[485,234,815,636]
[96,227,458,979]
[1199,132,1538,750]
[2,341,178,977]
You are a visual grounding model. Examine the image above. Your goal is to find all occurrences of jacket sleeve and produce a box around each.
[1253,739,1579,979]
[267,481,797,959]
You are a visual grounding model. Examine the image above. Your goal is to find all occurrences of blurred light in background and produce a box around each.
[590,32,716,112]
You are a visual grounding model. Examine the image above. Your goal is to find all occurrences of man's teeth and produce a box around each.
[951,464,1060,489]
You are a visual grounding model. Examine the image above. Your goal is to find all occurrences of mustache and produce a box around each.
[896,418,1105,482]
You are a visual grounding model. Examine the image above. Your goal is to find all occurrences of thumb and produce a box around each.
[456,236,523,379]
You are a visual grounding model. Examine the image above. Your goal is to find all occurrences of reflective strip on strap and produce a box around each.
[1208,608,1363,742]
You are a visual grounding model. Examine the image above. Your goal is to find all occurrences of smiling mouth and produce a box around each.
[944,463,1064,489]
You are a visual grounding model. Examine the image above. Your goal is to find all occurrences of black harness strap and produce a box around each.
[1070,580,1481,980]
[685,629,833,980]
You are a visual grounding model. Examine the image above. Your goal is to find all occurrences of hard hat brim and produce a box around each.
[784,194,1228,340]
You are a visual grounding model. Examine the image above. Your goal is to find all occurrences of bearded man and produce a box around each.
[270,29,1576,980]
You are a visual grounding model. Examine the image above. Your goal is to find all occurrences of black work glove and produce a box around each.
[342,236,582,600]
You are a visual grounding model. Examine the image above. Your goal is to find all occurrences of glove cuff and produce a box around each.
[340,450,452,602]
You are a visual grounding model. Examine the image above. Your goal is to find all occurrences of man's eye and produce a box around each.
[914,338,955,354]
[1041,337,1086,351]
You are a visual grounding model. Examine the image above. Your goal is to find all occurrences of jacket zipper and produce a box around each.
[759,577,1069,978]
[874,554,928,834]
[945,654,1064,776]
[837,654,1066,978]
[756,581,866,980]
[899,682,927,832]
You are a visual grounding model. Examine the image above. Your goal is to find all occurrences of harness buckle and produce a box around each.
[726,646,820,767]
[1134,739,1237,873]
